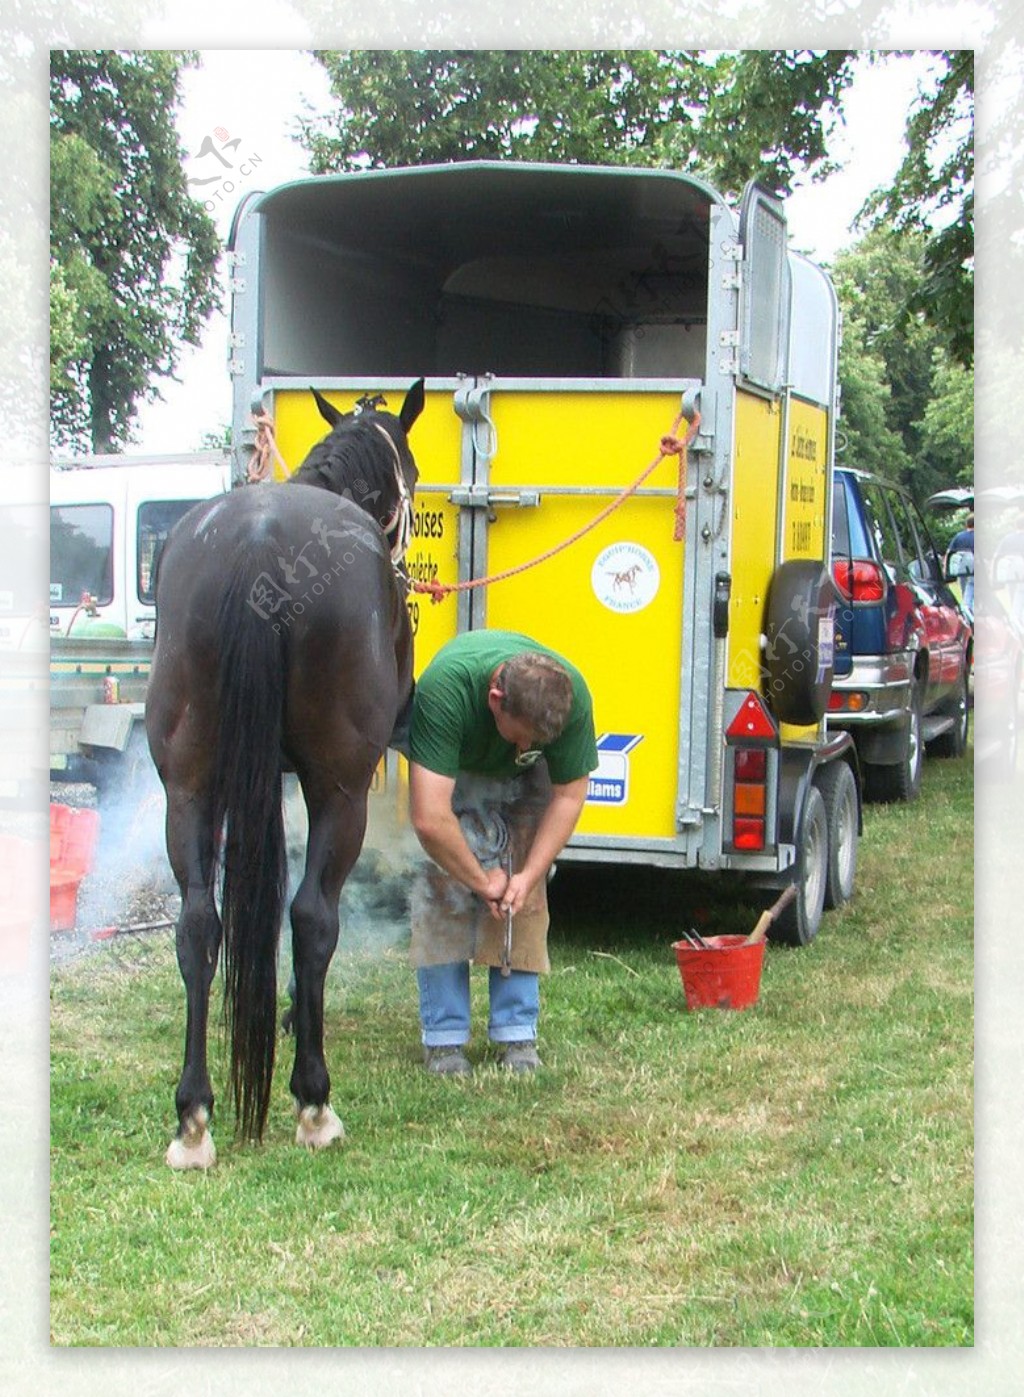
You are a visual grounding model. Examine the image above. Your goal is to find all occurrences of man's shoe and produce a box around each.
[423,1046,472,1077]
[498,1041,541,1073]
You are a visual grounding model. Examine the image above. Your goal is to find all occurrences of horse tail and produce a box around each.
[212,547,287,1141]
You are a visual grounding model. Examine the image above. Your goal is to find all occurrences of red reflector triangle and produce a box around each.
[726,692,777,741]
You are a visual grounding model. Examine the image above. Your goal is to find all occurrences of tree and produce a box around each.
[681,49,857,195]
[301,51,695,172]
[859,50,973,369]
[301,49,856,195]
[832,225,973,499]
[50,50,221,452]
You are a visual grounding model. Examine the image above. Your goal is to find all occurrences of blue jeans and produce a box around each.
[416,962,539,1047]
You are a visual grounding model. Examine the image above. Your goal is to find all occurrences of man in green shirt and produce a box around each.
[408,630,598,1075]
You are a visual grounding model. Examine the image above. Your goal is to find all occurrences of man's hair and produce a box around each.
[496,653,574,745]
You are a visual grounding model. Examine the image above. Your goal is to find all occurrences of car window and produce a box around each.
[831,474,850,555]
[835,474,873,557]
[907,497,943,583]
[860,481,903,579]
[883,489,926,584]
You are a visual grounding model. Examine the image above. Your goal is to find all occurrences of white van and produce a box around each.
[49,453,230,781]
[50,453,230,640]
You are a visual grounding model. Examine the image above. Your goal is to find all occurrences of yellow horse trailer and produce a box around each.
[228,162,859,944]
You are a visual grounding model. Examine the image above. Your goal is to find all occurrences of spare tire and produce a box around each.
[763,560,838,726]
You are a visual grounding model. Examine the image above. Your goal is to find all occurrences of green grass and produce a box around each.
[49,748,973,1347]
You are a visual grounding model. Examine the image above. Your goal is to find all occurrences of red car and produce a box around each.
[827,468,973,801]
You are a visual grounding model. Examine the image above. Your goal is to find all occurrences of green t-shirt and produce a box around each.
[409,630,598,784]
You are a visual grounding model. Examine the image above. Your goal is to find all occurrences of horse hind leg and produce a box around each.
[288,781,370,1150]
[164,787,221,1170]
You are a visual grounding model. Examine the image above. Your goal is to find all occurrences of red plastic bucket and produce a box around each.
[671,934,765,1011]
[50,804,101,932]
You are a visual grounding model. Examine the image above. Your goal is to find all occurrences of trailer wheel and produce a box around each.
[772,784,828,946]
[764,561,837,726]
[816,760,858,909]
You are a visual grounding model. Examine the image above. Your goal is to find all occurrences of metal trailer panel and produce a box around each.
[475,381,689,845]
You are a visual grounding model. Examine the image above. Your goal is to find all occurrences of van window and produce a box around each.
[50,504,114,607]
[137,499,202,604]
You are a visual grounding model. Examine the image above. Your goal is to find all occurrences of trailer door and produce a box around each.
[465,379,693,852]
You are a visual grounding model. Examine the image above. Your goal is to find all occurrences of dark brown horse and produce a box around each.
[146,380,424,1168]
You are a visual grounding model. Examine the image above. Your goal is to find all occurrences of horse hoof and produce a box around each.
[166,1108,217,1170]
[295,1103,345,1150]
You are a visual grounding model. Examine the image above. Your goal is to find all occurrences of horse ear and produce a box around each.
[399,378,425,435]
[311,387,343,428]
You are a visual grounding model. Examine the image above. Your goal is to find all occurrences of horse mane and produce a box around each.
[289,413,405,518]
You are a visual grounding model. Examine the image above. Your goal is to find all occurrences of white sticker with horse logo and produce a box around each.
[591,542,660,614]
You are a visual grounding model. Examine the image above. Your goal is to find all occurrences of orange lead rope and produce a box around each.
[410,409,701,604]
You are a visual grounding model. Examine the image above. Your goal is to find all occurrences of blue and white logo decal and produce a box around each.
[587,733,643,805]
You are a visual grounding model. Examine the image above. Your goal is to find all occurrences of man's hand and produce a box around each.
[410,762,504,901]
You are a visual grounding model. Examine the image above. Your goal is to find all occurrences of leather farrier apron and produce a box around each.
[410,763,553,973]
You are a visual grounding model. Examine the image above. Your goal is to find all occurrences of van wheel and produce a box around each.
[816,761,858,909]
[865,681,924,803]
[772,784,828,946]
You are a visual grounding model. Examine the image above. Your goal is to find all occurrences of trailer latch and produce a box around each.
[449,486,540,509]
[713,572,732,638]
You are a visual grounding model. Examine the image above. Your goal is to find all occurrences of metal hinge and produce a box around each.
[454,379,498,461]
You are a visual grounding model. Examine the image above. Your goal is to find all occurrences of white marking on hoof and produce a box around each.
[295,1102,345,1150]
[166,1107,217,1170]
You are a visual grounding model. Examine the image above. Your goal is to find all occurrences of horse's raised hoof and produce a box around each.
[295,1102,345,1150]
[166,1107,217,1170]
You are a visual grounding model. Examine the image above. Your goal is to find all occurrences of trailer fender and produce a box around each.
[770,734,861,945]
[776,732,861,848]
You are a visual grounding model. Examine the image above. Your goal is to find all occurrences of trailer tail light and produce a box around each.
[725,693,777,854]
[726,693,777,742]
[832,559,886,603]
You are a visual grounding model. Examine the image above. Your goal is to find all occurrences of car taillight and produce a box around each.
[832,559,886,603]
[828,690,870,713]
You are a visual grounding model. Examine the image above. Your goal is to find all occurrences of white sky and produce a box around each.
[133,49,941,454]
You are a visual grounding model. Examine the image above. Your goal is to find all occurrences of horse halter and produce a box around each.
[370,420,414,566]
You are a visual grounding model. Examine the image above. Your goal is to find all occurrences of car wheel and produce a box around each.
[930,668,969,759]
[865,681,924,803]
[772,784,828,946]
[816,760,859,909]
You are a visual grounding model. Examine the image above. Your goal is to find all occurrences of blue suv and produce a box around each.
[827,467,972,801]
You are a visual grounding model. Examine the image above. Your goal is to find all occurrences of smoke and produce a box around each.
[281,770,425,960]
[67,758,178,941]
[56,758,430,974]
